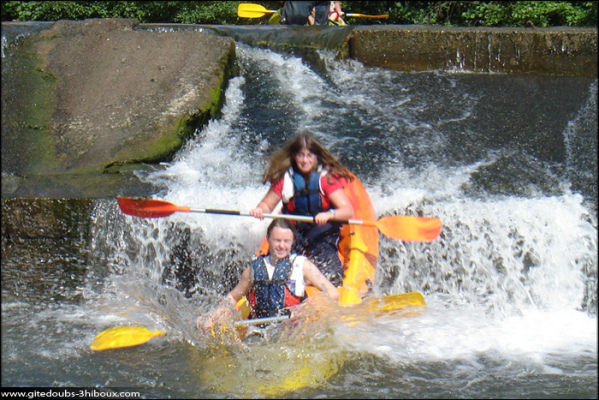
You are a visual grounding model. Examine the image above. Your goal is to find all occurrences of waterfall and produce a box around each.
[2,26,596,398]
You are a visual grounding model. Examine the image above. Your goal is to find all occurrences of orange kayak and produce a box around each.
[236,172,425,319]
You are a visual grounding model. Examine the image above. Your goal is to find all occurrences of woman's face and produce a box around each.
[293,148,318,175]
[268,226,294,260]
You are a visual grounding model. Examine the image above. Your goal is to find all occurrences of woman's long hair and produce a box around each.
[261,131,354,184]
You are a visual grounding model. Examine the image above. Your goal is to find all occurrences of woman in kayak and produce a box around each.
[197,218,339,327]
[250,131,354,287]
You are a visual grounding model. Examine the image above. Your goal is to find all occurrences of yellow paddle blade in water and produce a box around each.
[367,291,426,312]
[90,326,165,351]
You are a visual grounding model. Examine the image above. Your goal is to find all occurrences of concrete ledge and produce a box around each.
[1,198,93,240]
[348,25,598,76]
[1,19,236,200]
[1,21,597,204]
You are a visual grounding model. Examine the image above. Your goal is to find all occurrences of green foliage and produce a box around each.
[459,1,598,27]
[1,1,596,27]
[0,1,244,23]
[170,2,240,24]
[389,1,596,27]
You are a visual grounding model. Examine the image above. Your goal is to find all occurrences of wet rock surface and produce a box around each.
[1,18,235,198]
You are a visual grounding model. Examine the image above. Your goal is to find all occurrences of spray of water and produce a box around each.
[92,45,597,366]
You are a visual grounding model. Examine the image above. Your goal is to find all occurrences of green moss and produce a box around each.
[175,115,199,139]
[16,37,60,173]
[115,129,184,165]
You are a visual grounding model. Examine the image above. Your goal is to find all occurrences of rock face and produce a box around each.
[1,20,596,200]
[2,19,236,198]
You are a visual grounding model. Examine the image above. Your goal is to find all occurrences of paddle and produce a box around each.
[367,291,426,311]
[346,13,389,19]
[238,3,277,18]
[90,291,425,350]
[90,326,165,351]
[238,4,389,19]
[117,197,442,242]
[90,317,288,351]
[233,315,290,327]
[235,292,425,324]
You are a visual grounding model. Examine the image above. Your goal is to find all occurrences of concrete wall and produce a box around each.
[348,25,597,76]
[1,21,597,242]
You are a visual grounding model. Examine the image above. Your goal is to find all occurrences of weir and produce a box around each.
[2,20,597,310]
[1,20,597,397]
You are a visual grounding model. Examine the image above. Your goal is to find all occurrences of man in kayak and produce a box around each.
[250,132,355,287]
[197,218,339,328]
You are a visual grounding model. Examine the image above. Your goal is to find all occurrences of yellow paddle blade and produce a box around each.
[90,326,165,351]
[235,296,251,320]
[238,4,276,18]
[367,292,426,312]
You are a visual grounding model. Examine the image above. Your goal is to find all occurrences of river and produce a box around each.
[1,27,597,398]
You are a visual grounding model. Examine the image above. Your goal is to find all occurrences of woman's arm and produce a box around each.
[225,267,251,304]
[302,259,340,301]
[250,189,281,219]
[197,268,251,329]
[314,187,354,225]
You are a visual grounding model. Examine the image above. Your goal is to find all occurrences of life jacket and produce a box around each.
[248,255,303,319]
[282,166,331,216]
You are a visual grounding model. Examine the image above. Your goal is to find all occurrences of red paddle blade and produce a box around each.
[117,197,190,218]
[376,215,442,242]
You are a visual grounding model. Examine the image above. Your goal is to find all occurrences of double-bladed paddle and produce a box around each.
[238,4,389,20]
[90,317,289,351]
[116,197,442,242]
[90,292,425,351]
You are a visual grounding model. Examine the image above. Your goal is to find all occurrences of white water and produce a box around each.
[127,45,597,365]
[2,42,596,397]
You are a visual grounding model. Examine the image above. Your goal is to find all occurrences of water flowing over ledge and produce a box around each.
[1,20,597,398]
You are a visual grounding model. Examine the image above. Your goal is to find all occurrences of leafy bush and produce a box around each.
[1,1,596,27]
[460,1,598,27]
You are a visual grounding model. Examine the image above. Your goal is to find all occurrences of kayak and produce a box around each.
[99,184,430,396]
[222,172,426,396]
[234,172,426,325]
[99,194,436,353]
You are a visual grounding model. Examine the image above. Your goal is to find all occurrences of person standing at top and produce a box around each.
[328,1,346,25]
[280,1,330,26]
[250,132,355,287]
